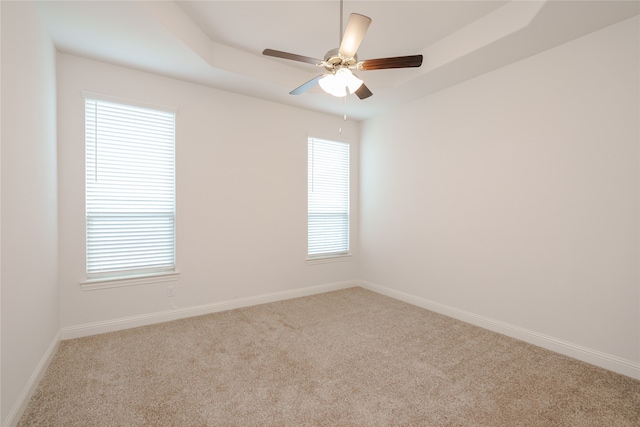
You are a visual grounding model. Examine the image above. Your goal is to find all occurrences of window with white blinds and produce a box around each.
[85,97,176,279]
[308,138,350,257]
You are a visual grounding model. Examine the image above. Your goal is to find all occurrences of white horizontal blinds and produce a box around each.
[85,98,175,277]
[308,138,350,256]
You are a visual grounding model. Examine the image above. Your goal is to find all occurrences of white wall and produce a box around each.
[1,1,59,425]
[360,16,639,375]
[57,54,359,333]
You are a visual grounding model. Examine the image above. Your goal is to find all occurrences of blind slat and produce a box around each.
[86,99,176,277]
[308,138,350,256]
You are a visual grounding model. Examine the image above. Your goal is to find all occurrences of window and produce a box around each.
[308,137,350,257]
[85,95,176,280]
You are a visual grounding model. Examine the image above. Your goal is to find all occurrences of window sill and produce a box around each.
[306,253,352,265]
[80,271,180,291]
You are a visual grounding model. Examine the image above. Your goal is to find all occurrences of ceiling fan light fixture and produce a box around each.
[319,68,363,97]
[319,73,337,95]
[263,3,422,100]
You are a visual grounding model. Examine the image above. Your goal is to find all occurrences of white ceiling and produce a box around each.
[35,0,639,121]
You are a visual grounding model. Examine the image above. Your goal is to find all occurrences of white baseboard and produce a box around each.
[3,332,61,427]
[61,280,357,340]
[358,280,640,380]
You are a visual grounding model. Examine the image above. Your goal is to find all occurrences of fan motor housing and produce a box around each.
[323,48,358,71]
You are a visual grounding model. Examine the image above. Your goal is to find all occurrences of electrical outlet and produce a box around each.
[167,286,175,297]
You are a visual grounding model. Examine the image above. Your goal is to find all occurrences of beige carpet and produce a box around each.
[18,287,640,426]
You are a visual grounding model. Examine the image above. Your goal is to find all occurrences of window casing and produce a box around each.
[307,137,350,258]
[85,96,176,280]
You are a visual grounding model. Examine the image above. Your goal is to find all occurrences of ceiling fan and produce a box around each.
[262,0,423,100]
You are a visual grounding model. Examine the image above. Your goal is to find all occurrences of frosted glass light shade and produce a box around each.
[319,69,364,97]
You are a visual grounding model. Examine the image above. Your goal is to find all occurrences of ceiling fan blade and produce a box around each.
[359,55,423,71]
[263,49,322,66]
[339,13,372,59]
[290,75,324,95]
[355,83,372,100]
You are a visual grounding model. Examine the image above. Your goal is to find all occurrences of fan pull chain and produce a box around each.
[338,94,347,134]
[344,93,348,122]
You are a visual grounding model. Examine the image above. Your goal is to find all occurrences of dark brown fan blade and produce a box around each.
[355,83,372,100]
[359,55,423,71]
[263,49,322,66]
[290,75,324,95]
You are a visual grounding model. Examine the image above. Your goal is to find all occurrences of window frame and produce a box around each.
[307,137,351,262]
[81,92,179,289]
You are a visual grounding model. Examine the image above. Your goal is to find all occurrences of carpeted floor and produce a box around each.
[18,287,640,426]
